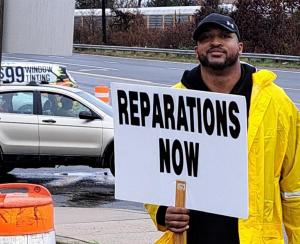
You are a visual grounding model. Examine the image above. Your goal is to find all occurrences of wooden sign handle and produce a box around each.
[173,180,187,244]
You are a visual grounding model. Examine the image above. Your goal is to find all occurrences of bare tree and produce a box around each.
[146,0,196,7]
[194,0,228,24]
[75,0,101,8]
[232,0,300,54]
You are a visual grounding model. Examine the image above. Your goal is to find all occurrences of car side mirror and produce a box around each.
[79,111,98,120]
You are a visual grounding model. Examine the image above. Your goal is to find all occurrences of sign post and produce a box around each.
[174,180,187,244]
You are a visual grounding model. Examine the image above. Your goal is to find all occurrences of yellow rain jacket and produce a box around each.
[145,69,300,244]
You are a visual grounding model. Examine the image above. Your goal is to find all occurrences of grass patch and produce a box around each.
[240,58,300,70]
[74,48,300,70]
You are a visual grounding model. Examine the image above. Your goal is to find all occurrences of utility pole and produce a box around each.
[0,0,4,68]
[101,0,107,44]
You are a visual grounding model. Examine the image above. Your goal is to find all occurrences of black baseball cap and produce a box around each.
[193,13,241,41]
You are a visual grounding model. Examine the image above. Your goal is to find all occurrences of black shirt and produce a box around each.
[156,63,256,244]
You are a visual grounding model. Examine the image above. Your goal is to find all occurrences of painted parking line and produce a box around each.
[70,70,165,85]
[3,56,119,71]
[169,67,186,71]
[272,69,300,74]
[79,68,113,72]
[282,87,300,91]
[2,56,30,61]
[103,61,118,64]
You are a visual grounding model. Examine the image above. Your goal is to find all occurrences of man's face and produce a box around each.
[194,26,243,70]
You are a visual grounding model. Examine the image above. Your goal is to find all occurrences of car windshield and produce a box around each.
[77,90,113,118]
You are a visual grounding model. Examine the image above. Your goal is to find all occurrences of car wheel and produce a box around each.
[109,151,115,176]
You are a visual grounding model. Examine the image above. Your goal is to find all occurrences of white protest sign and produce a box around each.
[111,83,248,218]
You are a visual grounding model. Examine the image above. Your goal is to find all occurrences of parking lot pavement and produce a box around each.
[55,207,162,244]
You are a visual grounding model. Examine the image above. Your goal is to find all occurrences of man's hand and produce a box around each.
[165,206,190,233]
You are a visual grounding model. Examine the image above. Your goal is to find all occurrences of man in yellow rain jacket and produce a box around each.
[146,13,300,244]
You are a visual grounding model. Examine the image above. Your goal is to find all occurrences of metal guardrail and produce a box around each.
[74,44,300,62]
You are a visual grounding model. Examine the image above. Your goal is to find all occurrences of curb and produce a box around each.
[56,235,97,244]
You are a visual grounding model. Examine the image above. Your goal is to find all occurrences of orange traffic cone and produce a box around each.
[0,183,55,244]
[95,85,110,103]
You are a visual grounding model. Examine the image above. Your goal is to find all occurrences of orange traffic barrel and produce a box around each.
[95,85,110,103]
[0,183,55,244]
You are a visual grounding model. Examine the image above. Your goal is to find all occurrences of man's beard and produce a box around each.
[198,51,239,70]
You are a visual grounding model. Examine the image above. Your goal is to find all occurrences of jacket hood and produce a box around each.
[181,64,277,90]
[252,69,277,88]
[180,65,201,90]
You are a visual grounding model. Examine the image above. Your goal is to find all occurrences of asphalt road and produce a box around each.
[3,52,300,108]
[3,166,144,211]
